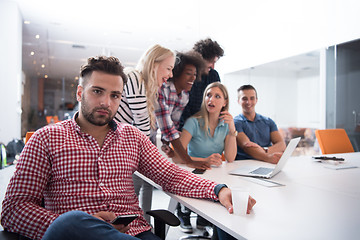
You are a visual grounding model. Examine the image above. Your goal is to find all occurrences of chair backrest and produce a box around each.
[25,132,35,144]
[315,129,354,154]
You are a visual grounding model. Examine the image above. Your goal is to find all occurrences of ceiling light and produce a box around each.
[24,21,31,24]
[74,76,79,80]
[35,35,40,39]
[44,75,48,78]
[30,51,35,56]
[41,64,45,68]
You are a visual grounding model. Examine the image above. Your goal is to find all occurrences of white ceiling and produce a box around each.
[12,0,327,83]
[15,0,216,81]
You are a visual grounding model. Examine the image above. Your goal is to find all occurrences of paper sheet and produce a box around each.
[243,177,285,187]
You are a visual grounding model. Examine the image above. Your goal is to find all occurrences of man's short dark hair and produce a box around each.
[237,84,258,98]
[79,56,127,86]
[172,51,206,82]
[193,38,224,61]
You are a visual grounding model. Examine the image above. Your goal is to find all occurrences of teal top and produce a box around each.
[183,117,229,158]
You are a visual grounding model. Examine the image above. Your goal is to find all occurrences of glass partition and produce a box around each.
[330,39,360,151]
[224,38,360,154]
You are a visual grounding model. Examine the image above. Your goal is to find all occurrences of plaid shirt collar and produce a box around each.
[72,111,118,133]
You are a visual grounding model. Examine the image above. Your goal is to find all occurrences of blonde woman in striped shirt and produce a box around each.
[114,44,175,223]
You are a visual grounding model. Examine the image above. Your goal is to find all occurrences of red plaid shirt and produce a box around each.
[1,115,218,239]
[155,81,189,142]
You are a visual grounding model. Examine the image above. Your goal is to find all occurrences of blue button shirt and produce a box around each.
[183,117,229,158]
[234,113,278,160]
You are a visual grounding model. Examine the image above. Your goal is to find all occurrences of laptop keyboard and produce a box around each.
[250,167,273,175]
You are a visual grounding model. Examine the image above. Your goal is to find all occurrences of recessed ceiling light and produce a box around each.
[30,51,35,56]
[44,75,48,78]
[74,76,79,80]
[41,64,45,68]
[24,21,30,24]
[35,35,40,39]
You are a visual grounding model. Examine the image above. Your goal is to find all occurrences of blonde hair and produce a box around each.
[194,82,229,136]
[136,44,175,129]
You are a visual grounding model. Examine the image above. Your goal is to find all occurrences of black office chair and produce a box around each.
[0,209,180,240]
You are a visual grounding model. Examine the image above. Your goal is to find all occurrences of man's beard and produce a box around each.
[81,99,114,126]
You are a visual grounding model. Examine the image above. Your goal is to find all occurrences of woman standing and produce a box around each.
[114,44,175,223]
[155,51,210,170]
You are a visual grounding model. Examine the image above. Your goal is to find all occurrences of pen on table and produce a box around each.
[312,156,345,161]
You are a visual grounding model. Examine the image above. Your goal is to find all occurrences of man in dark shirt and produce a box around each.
[179,38,224,130]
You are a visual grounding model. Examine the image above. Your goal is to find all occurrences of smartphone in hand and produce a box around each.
[111,214,138,225]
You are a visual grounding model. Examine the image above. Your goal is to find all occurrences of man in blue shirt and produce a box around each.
[234,85,286,163]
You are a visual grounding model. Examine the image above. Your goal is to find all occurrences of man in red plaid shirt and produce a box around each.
[1,56,255,240]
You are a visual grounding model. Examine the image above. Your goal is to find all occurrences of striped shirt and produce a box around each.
[155,81,189,142]
[115,70,150,137]
[1,115,219,239]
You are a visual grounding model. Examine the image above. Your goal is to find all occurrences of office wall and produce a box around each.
[0,1,22,144]
[223,69,320,129]
[213,0,360,75]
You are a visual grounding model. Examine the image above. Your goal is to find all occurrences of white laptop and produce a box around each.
[229,137,301,179]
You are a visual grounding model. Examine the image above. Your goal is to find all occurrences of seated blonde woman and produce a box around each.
[173,82,237,165]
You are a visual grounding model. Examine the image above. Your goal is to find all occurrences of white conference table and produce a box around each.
[141,152,360,240]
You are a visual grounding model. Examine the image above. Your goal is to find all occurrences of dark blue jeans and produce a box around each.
[42,210,160,240]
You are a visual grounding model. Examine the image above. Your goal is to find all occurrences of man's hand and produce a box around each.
[266,152,283,164]
[218,188,256,214]
[92,211,130,233]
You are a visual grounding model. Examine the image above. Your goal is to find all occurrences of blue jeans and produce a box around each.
[42,211,159,240]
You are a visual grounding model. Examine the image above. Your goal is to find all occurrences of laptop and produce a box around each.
[229,137,301,179]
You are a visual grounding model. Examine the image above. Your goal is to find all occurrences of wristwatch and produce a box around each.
[230,130,238,137]
[263,147,268,153]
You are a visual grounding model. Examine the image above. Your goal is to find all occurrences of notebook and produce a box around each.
[229,137,301,179]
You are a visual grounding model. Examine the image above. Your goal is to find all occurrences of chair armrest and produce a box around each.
[146,209,180,226]
[0,230,20,240]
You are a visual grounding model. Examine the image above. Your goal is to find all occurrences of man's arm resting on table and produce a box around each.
[236,132,282,164]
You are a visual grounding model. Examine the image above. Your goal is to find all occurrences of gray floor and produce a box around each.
[0,164,207,239]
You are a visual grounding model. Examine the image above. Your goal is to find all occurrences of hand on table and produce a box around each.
[218,188,256,214]
[206,153,222,166]
[186,159,211,170]
[266,152,283,164]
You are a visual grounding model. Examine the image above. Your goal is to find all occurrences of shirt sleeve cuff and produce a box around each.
[214,184,228,198]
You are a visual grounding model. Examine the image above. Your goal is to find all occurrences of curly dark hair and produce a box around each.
[79,56,127,86]
[193,38,224,61]
[171,51,206,82]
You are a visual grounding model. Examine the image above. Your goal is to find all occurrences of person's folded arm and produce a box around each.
[236,132,280,163]
[267,131,286,154]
